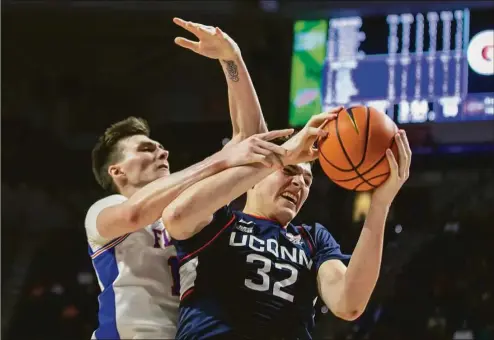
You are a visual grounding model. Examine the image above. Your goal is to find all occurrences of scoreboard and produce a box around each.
[289,8,494,126]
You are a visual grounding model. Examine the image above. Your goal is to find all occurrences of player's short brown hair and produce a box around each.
[91,117,150,192]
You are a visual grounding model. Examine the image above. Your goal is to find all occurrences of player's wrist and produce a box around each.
[206,151,232,171]
[369,196,392,212]
[232,48,242,60]
[281,152,299,167]
[221,50,242,65]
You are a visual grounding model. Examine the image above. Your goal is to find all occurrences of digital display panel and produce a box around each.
[289,8,493,126]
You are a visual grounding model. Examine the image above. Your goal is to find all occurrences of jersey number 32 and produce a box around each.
[244,254,298,302]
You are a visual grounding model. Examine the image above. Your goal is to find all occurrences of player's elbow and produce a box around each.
[122,203,144,230]
[330,295,366,321]
[161,206,194,240]
[333,308,364,321]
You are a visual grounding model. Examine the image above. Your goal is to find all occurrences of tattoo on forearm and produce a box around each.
[224,60,240,82]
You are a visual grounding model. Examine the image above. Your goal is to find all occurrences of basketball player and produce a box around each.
[162,113,412,339]
[85,19,273,339]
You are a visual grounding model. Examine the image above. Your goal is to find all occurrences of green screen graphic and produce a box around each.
[289,20,328,127]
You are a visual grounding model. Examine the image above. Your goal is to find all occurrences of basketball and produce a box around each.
[318,106,399,191]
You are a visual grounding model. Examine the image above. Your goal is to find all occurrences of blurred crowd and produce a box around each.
[353,219,493,340]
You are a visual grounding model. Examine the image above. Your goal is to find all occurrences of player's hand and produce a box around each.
[221,129,294,169]
[281,107,342,165]
[371,130,412,207]
[173,17,240,60]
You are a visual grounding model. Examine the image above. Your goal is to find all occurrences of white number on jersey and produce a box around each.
[244,254,298,302]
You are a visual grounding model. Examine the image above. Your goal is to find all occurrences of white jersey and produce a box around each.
[85,195,179,339]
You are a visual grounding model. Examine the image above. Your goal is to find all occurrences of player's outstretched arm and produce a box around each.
[93,152,230,240]
[93,127,286,241]
[162,111,339,240]
[220,46,268,142]
[316,130,411,321]
[161,130,289,240]
[173,18,268,142]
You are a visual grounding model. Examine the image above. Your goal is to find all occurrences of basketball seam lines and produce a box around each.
[353,172,390,191]
[318,107,370,172]
[320,107,397,188]
[319,146,356,172]
[331,137,397,182]
[335,107,377,190]
[353,106,371,169]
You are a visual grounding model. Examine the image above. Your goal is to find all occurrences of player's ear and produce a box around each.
[108,164,125,180]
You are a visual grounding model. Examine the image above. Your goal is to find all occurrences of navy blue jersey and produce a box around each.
[173,206,350,340]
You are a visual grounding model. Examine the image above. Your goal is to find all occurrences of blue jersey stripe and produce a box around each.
[92,247,120,340]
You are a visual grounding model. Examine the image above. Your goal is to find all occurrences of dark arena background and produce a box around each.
[2,1,493,339]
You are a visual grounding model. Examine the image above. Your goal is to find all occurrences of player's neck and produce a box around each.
[243,205,283,225]
[119,185,140,198]
[242,207,268,220]
[242,202,267,220]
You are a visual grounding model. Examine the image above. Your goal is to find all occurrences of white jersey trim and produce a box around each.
[90,234,130,260]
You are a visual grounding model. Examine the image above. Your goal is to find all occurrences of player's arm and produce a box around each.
[317,130,411,321]
[91,128,296,241]
[172,18,267,143]
[161,134,285,240]
[163,164,276,240]
[93,152,231,240]
[221,53,268,143]
[162,112,337,240]
[317,203,389,321]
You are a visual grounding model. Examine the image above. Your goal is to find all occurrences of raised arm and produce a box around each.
[220,53,268,140]
[162,111,338,240]
[173,18,268,142]
[316,130,411,321]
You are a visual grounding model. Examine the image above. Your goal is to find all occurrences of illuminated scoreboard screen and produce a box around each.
[289,8,494,126]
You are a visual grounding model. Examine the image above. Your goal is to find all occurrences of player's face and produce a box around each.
[111,135,170,189]
[254,163,313,225]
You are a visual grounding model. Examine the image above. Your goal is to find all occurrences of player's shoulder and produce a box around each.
[207,204,239,226]
[234,210,287,227]
[85,194,127,223]
[87,194,127,212]
[296,222,336,244]
[85,194,127,248]
[297,222,329,235]
[91,194,127,207]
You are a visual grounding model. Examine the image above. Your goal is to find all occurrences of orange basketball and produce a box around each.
[318,106,399,191]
